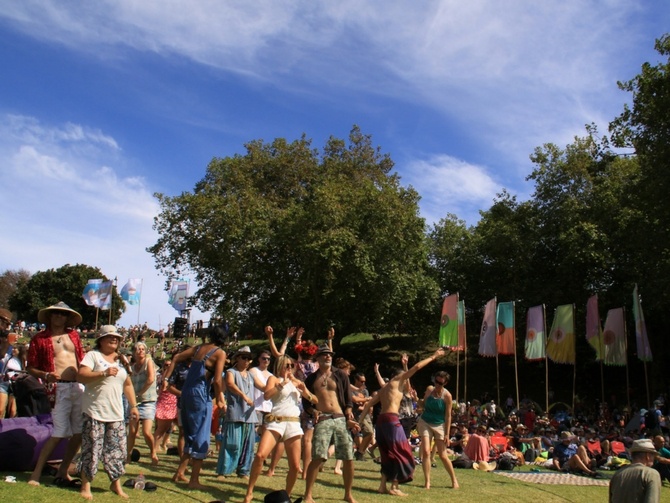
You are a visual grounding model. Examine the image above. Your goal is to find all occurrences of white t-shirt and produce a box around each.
[80,350,128,422]
[249,366,273,413]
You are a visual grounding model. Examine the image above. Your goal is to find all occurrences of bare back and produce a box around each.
[377,378,405,414]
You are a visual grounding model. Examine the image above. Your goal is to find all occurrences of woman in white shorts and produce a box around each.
[243,354,319,503]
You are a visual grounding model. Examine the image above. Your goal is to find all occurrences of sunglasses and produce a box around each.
[285,363,295,368]
[239,355,252,360]
[259,357,271,361]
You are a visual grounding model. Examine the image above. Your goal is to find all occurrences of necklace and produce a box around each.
[320,372,330,388]
[54,335,63,344]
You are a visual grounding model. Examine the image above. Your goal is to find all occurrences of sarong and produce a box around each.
[376,412,415,484]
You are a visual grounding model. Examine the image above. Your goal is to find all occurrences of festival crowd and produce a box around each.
[0,302,668,502]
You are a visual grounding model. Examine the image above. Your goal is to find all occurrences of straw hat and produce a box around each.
[37,301,82,327]
[472,460,497,471]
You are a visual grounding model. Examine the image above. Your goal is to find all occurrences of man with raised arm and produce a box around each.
[359,348,447,496]
[302,343,359,503]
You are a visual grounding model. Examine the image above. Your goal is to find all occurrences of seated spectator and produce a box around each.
[464,424,489,462]
[552,431,598,476]
[652,435,670,483]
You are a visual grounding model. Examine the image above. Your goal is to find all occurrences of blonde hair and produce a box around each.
[274,354,295,375]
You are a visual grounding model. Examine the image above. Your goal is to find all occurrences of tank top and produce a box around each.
[422,389,447,425]
[131,357,158,403]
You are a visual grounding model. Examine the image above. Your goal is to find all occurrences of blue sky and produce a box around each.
[0,1,667,329]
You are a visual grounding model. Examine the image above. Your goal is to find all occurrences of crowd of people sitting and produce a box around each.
[1,302,669,502]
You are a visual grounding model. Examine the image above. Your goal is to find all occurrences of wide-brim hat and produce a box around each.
[472,460,497,471]
[96,325,123,341]
[233,346,253,358]
[630,438,658,455]
[264,489,302,503]
[37,301,82,327]
[0,308,12,324]
[313,344,334,358]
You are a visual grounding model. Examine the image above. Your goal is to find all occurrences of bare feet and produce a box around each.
[172,472,188,482]
[388,489,408,497]
[216,475,227,481]
[344,495,357,503]
[242,495,253,503]
[27,479,40,487]
[377,488,389,494]
[334,468,343,475]
[451,483,460,490]
[423,482,430,490]
[151,455,160,466]
[110,482,129,499]
[80,490,93,500]
[187,482,210,491]
[263,469,275,477]
[238,474,250,481]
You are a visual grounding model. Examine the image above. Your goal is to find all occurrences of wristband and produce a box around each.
[44,372,50,381]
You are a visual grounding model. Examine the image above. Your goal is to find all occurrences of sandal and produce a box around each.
[53,477,83,489]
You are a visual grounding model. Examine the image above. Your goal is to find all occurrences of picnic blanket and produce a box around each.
[494,470,609,486]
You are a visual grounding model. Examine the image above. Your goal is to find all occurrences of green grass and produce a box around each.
[4,442,670,503]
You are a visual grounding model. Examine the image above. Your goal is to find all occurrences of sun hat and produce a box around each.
[37,301,82,327]
[96,325,123,341]
[630,438,658,455]
[313,344,334,358]
[472,460,497,471]
[233,346,253,358]
[0,308,12,324]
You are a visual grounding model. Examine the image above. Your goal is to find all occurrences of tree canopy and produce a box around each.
[149,126,439,340]
[8,264,124,328]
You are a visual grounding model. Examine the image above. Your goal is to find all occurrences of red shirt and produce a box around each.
[27,328,84,372]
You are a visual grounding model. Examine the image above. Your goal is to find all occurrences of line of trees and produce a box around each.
[149,36,670,377]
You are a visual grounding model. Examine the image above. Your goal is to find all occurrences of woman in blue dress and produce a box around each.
[162,326,227,490]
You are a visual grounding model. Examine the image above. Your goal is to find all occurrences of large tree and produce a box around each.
[0,269,31,314]
[610,34,670,355]
[149,126,438,341]
[9,263,124,328]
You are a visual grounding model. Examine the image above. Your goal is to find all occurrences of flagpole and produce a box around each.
[95,308,99,331]
[572,304,577,414]
[137,279,143,326]
[513,301,519,414]
[455,347,460,404]
[624,306,630,412]
[495,297,500,408]
[108,277,116,325]
[543,304,549,414]
[464,310,468,405]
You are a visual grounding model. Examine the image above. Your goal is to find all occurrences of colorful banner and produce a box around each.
[478,298,497,357]
[82,279,103,307]
[525,305,545,361]
[586,295,603,361]
[121,278,142,306]
[547,304,575,364]
[439,293,459,348]
[97,281,113,311]
[457,300,467,351]
[603,307,627,366]
[633,285,652,362]
[496,301,515,355]
[169,280,189,312]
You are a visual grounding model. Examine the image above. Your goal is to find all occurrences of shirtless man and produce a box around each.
[302,344,359,503]
[27,302,85,488]
[359,348,447,496]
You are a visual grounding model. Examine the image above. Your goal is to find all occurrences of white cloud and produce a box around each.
[0,1,653,181]
[404,155,500,226]
[0,113,208,328]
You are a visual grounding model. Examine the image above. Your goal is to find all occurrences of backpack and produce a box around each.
[498,452,518,471]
